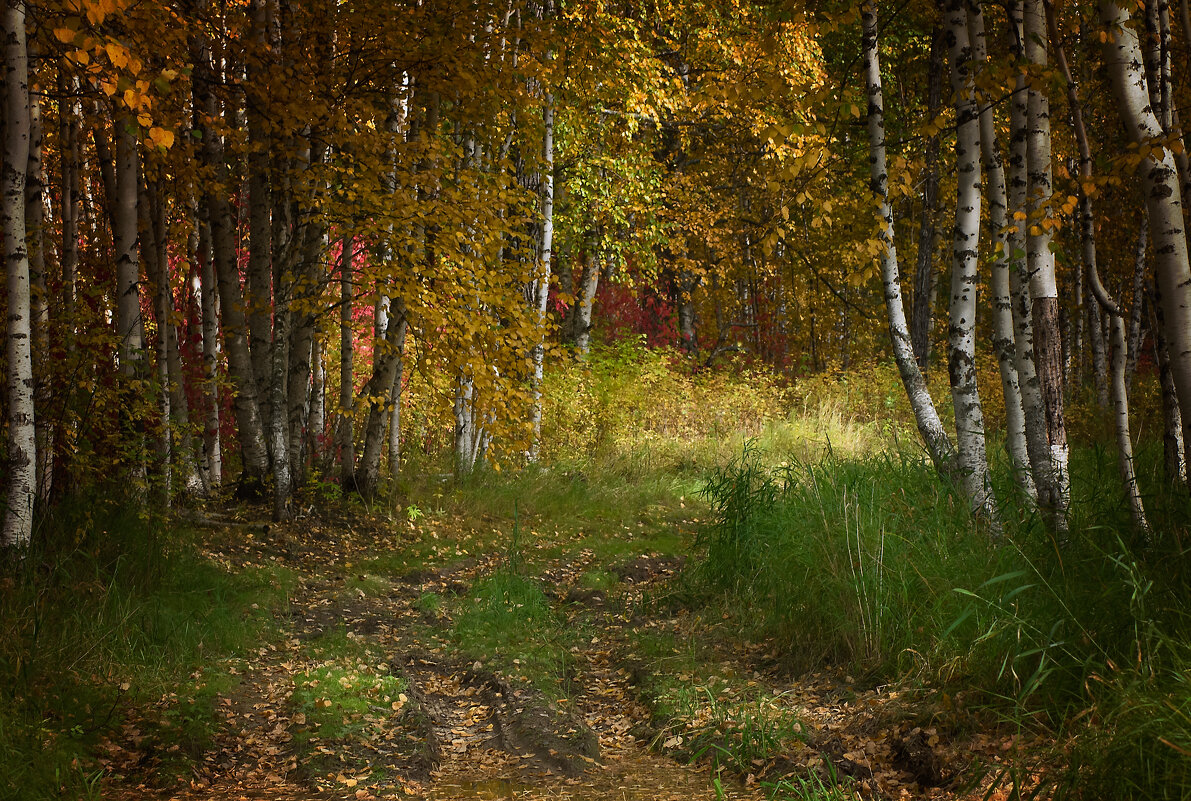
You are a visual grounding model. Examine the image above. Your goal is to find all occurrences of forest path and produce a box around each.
[99,503,1021,801]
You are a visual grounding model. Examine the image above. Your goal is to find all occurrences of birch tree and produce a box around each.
[862,0,956,475]
[1100,0,1191,490]
[2,0,34,547]
[970,0,1033,501]
[1048,0,1149,535]
[941,0,998,529]
[1022,0,1070,530]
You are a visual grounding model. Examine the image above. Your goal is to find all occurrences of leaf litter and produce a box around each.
[98,503,1042,801]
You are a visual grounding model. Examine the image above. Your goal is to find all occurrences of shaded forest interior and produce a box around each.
[2,0,1191,799]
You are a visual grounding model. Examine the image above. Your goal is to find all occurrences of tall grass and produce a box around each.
[0,500,292,801]
[693,443,1191,798]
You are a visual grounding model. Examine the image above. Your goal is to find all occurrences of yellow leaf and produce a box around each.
[149,127,174,149]
[100,80,117,97]
[137,111,151,127]
[54,27,77,44]
[105,42,128,69]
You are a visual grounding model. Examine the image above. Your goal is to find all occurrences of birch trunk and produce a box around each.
[308,337,325,465]
[2,0,34,547]
[113,118,148,493]
[1048,1,1150,535]
[861,0,956,474]
[454,374,476,478]
[59,70,79,341]
[26,73,51,501]
[1023,0,1070,528]
[1006,0,1057,518]
[269,272,292,521]
[114,122,144,380]
[971,0,1033,501]
[941,0,998,530]
[1101,0,1191,488]
[358,302,407,497]
[528,93,554,462]
[571,238,600,357]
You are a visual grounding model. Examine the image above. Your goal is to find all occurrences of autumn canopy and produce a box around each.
[0,0,1188,547]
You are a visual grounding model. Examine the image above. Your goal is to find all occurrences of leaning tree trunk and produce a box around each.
[942,0,999,531]
[1088,268,1109,407]
[1101,0,1191,490]
[862,0,956,475]
[358,301,407,498]
[1048,0,1150,537]
[2,0,34,547]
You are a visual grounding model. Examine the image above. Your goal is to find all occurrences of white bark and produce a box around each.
[970,0,1034,501]
[528,93,555,462]
[3,0,34,547]
[114,121,144,380]
[26,70,51,501]
[1006,0,1057,519]
[269,272,292,521]
[1048,1,1150,535]
[1024,0,1069,526]
[942,0,999,529]
[862,0,956,474]
[308,337,325,465]
[1101,0,1191,483]
[454,374,476,478]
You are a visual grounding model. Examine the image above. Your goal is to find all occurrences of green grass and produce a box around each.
[291,664,407,743]
[0,502,293,801]
[451,571,578,697]
[689,440,1191,799]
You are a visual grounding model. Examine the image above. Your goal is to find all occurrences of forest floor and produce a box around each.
[97,487,1034,801]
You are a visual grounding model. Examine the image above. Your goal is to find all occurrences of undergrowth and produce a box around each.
[0,501,292,801]
[692,441,1191,799]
